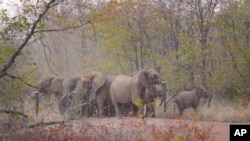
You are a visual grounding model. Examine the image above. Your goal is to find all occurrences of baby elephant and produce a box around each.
[166,86,212,116]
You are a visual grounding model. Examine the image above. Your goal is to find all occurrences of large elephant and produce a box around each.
[83,72,116,117]
[166,86,212,116]
[34,75,94,117]
[110,69,166,117]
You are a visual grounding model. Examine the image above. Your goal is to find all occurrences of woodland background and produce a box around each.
[0,0,249,120]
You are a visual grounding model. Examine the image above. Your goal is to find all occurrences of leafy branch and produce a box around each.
[0,0,58,78]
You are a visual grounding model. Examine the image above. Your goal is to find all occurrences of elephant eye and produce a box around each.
[153,74,158,79]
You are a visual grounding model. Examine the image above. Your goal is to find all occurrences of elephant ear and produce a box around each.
[91,72,106,94]
[138,70,150,89]
[195,86,204,97]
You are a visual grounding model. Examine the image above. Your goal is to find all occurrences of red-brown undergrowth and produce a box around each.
[0,115,216,141]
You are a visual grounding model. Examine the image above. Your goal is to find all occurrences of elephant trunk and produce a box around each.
[159,81,167,112]
[207,93,212,108]
[33,91,39,116]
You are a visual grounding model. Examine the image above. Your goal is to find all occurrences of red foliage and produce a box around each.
[1,118,216,141]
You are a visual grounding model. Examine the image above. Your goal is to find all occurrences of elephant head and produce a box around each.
[139,83,167,117]
[139,69,165,87]
[34,75,56,116]
[35,76,67,116]
[83,72,106,95]
[82,72,114,117]
[139,69,167,112]
[195,86,212,108]
[63,77,81,98]
[66,76,96,117]
[37,75,55,95]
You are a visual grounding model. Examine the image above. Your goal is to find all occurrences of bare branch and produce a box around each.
[0,109,28,118]
[27,121,66,128]
[40,37,58,75]
[6,73,38,89]
[34,21,90,33]
[0,0,58,78]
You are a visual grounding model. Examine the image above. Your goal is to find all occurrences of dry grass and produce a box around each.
[32,97,250,123]
[156,98,250,122]
[3,95,250,123]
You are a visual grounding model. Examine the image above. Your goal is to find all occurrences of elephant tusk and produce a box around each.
[32,91,39,94]
[161,81,166,84]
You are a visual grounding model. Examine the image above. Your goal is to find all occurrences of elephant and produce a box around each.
[120,84,163,118]
[110,69,166,117]
[141,83,163,118]
[62,76,94,117]
[34,75,94,117]
[34,75,66,116]
[165,86,212,116]
[83,72,117,117]
[34,75,56,115]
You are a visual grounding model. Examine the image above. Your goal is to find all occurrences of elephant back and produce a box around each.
[50,77,65,95]
[105,75,117,88]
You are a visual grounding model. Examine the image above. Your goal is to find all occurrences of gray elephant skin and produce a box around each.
[110,69,166,117]
[63,76,94,117]
[35,75,94,117]
[141,83,163,117]
[83,72,117,117]
[166,86,212,116]
[121,83,163,118]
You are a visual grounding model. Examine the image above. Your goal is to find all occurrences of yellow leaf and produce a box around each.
[178,135,184,141]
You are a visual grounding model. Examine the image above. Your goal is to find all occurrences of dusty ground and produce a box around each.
[32,107,234,141]
[83,117,231,141]
[37,112,232,141]
[30,101,247,141]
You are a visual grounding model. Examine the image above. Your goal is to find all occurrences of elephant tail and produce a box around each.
[164,92,179,110]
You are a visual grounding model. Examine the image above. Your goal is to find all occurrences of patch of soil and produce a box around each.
[83,117,231,141]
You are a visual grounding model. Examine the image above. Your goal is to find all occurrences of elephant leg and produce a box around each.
[120,103,128,116]
[176,101,184,117]
[111,104,116,116]
[119,103,125,116]
[55,94,69,116]
[132,104,138,116]
[89,104,95,117]
[178,107,184,117]
[96,89,108,117]
[152,108,155,118]
[113,101,120,117]
[81,105,87,117]
[97,97,106,117]
[58,100,66,116]
[137,106,144,117]
[107,103,115,117]
[147,106,155,118]
[192,106,198,115]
